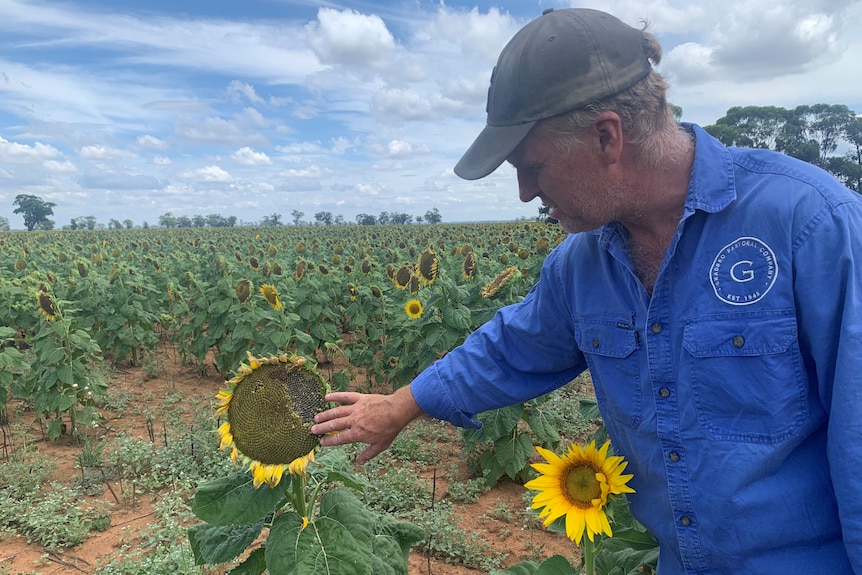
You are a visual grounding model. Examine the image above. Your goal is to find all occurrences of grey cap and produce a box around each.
[454,8,652,180]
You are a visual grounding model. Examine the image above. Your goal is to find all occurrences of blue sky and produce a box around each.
[1,0,861,229]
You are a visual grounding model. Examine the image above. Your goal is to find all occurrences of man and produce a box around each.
[311,8,862,574]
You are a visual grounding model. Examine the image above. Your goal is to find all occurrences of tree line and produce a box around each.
[5,103,861,231]
[704,103,861,193]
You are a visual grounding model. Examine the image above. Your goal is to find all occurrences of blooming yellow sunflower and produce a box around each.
[216,351,329,488]
[524,440,635,544]
[259,283,283,310]
[404,299,423,319]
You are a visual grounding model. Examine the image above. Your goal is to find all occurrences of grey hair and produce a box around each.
[541,31,688,168]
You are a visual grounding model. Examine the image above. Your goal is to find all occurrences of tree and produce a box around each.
[108,218,123,230]
[537,203,558,225]
[423,208,442,224]
[377,211,391,225]
[0,216,9,231]
[176,216,192,228]
[158,212,177,228]
[705,103,862,193]
[262,213,283,226]
[290,210,303,226]
[192,215,207,228]
[314,211,334,226]
[355,213,377,225]
[390,212,413,225]
[13,194,56,231]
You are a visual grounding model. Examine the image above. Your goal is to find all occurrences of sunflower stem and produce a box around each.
[290,473,308,518]
[582,537,596,575]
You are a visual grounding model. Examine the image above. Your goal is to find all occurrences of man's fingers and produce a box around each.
[324,391,361,404]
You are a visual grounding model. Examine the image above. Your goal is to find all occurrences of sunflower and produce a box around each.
[293,260,307,281]
[524,440,635,544]
[462,252,476,281]
[481,266,519,298]
[404,299,423,319]
[216,351,328,488]
[38,292,58,321]
[416,248,439,285]
[347,283,357,302]
[393,264,413,290]
[259,283,283,310]
[236,279,252,303]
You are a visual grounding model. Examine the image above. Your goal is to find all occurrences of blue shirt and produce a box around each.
[412,124,862,574]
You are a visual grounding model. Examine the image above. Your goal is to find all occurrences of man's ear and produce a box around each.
[593,111,624,164]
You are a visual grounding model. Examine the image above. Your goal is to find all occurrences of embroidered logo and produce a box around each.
[710,237,778,305]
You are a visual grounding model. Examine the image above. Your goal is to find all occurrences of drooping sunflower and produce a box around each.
[216,352,328,488]
[37,291,58,321]
[236,279,252,303]
[259,283,283,310]
[462,252,476,281]
[347,283,357,302]
[524,440,635,544]
[416,248,439,285]
[481,266,519,298]
[393,263,413,290]
[404,299,423,319]
[293,260,307,281]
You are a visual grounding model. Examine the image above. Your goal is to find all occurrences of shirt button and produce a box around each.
[668,451,680,462]
[592,338,600,348]
[732,335,745,348]
[651,323,663,334]
[658,387,670,399]
[680,516,691,527]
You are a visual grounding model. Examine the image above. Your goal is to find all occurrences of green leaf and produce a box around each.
[478,404,524,438]
[494,432,534,480]
[267,511,372,575]
[228,548,266,575]
[188,521,264,565]
[491,560,540,575]
[441,304,471,331]
[578,398,601,421]
[526,402,561,447]
[192,472,286,526]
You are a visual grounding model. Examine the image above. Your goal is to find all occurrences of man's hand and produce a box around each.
[311,384,424,464]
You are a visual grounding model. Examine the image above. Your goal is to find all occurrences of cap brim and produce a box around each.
[454,121,537,180]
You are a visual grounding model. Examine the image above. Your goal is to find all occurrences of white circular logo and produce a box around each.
[710,237,778,305]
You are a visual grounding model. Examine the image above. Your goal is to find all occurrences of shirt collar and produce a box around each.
[590,123,737,243]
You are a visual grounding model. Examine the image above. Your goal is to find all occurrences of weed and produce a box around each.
[484,498,513,523]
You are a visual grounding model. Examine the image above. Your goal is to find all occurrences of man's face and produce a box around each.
[507,124,621,234]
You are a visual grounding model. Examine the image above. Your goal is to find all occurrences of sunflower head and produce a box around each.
[416,248,439,285]
[293,260,307,281]
[216,352,329,488]
[524,440,635,544]
[259,283,282,310]
[404,299,423,319]
[236,279,252,303]
[38,292,58,321]
[462,252,476,281]
[393,263,413,290]
[481,266,519,298]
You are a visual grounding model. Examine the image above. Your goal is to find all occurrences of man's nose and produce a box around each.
[517,169,539,203]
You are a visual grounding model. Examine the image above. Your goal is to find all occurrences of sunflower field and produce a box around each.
[0,222,566,441]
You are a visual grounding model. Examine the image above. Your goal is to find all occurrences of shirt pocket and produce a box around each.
[682,310,807,443]
[575,318,641,429]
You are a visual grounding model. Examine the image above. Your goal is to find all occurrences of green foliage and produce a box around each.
[12,194,56,231]
[12,298,106,439]
[188,449,424,574]
[0,326,28,411]
[705,103,862,193]
[0,482,111,548]
[462,391,567,486]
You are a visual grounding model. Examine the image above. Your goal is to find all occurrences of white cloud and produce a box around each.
[371,139,430,158]
[153,155,172,166]
[306,8,396,69]
[226,80,264,104]
[0,136,61,163]
[181,165,233,182]
[79,145,137,160]
[137,134,168,149]
[232,147,272,166]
